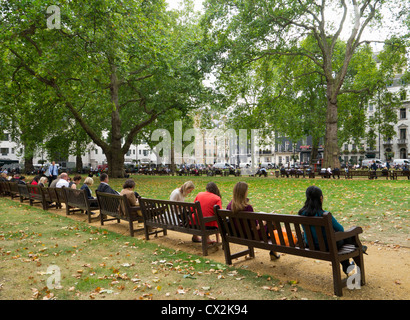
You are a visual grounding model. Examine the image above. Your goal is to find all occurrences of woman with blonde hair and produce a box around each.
[170,181,195,202]
[227,181,280,260]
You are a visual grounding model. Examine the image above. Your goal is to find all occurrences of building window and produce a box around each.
[400,108,407,119]
[1,148,8,155]
[400,148,407,159]
[400,128,407,140]
[368,104,373,112]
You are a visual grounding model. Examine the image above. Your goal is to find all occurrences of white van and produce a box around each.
[361,159,385,168]
[392,159,410,167]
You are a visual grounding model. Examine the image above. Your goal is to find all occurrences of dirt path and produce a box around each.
[53,210,410,300]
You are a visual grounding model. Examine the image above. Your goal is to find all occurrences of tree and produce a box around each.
[1,0,206,177]
[201,0,408,168]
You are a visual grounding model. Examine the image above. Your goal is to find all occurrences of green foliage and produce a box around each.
[0,0,207,176]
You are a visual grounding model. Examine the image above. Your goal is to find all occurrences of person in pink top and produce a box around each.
[192,182,222,244]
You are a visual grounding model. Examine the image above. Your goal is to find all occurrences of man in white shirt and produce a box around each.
[56,172,70,188]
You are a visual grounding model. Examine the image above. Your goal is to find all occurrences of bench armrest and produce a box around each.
[334,226,363,242]
[202,216,217,223]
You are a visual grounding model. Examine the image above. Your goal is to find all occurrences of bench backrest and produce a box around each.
[139,197,204,230]
[26,184,43,198]
[96,191,131,220]
[9,181,20,195]
[17,183,30,198]
[54,187,67,204]
[214,206,338,260]
[64,187,89,209]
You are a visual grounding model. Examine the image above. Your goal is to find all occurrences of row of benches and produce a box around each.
[0,180,366,296]
[276,169,410,179]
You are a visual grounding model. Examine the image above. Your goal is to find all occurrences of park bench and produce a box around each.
[319,170,332,178]
[138,197,220,256]
[43,187,62,209]
[17,183,30,203]
[214,206,366,296]
[54,187,68,209]
[345,170,369,179]
[96,191,144,237]
[390,170,410,180]
[26,184,48,210]
[64,187,100,223]
[8,181,21,200]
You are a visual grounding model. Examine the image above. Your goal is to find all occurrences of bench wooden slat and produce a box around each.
[284,222,295,247]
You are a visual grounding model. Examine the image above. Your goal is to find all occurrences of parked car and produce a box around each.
[392,159,410,167]
[361,159,385,168]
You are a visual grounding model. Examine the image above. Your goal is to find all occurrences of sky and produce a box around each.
[166,0,203,12]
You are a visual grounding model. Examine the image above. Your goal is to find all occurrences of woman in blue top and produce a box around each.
[298,186,355,274]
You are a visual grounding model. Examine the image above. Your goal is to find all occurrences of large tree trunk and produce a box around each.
[309,135,320,166]
[323,95,340,169]
[106,148,125,178]
[106,66,126,178]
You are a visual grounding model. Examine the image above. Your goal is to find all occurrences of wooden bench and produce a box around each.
[42,187,61,209]
[64,187,100,223]
[96,191,144,237]
[0,181,7,196]
[138,197,220,256]
[345,170,369,179]
[8,181,21,200]
[17,183,30,203]
[214,206,366,296]
[26,184,48,210]
[369,170,390,180]
[54,187,68,209]
[390,170,410,180]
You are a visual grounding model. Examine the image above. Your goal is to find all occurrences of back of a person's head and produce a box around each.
[298,185,323,216]
[84,177,94,186]
[231,181,248,214]
[100,173,108,182]
[206,182,221,198]
[123,179,135,189]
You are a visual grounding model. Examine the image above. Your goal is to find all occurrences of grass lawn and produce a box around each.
[112,175,409,246]
[0,174,408,301]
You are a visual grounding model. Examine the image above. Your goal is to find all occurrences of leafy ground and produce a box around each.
[0,174,409,300]
[0,196,330,301]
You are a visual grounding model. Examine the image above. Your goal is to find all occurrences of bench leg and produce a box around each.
[201,237,208,256]
[223,242,232,265]
[332,262,343,297]
[144,225,150,240]
[129,220,134,237]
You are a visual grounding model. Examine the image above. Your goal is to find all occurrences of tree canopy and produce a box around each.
[1,0,207,177]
